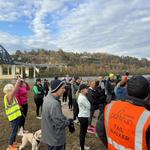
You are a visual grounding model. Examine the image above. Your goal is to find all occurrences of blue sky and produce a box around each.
[0,0,150,59]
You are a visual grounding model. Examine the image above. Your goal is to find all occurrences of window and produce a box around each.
[2,66,8,75]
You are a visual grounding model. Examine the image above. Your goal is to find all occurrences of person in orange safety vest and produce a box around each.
[96,75,150,150]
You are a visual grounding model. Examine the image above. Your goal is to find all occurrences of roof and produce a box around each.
[0,45,14,64]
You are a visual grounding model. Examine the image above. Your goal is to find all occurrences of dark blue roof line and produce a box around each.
[0,45,14,64]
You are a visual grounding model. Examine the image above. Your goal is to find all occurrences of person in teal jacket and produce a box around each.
[33,78,44,119]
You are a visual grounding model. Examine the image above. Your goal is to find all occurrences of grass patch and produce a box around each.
[0,82,106,150]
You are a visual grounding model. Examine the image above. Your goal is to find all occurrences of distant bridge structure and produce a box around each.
[0,45,65,79]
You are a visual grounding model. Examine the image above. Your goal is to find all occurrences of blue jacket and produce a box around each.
[114,86,127,100]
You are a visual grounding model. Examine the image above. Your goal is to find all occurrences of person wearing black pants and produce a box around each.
[33,78,44,119]
[78,117,89,150]
[34,96,43,117]
[67,80,73,110]
[68,96,73,110]
[20,104,28,128]
[71,77,81,121]
[73,100,79,120]
[77,84,91,150]
[62,90,68,104]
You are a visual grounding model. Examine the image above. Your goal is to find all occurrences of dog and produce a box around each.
[19,129,41,150]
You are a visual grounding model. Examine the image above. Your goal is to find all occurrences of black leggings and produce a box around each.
[73,99,79,120]
[68,96,73,109]
[34,97,43,116]
[20,103,28,128]
[78,117,89,150]
[63,93,67,103]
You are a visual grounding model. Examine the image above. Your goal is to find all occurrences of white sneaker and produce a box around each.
[36,116,42,119]
[84,145,90,150]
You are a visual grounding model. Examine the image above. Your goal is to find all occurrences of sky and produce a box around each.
[0,0,150,59]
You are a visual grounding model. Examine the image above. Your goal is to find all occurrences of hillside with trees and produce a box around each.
[11,49,150,77]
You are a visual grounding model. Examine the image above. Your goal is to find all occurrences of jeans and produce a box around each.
[48,144,66,150]
[9,117,21,145]
[78,117,89,150]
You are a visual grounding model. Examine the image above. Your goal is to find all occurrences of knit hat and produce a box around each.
[51,79,65,93]
[79,84,88,92]
[127,76,149,99]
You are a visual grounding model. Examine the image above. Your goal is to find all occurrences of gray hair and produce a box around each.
[3,84,14,94]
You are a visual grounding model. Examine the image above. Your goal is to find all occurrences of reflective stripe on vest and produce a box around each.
[4,95,21,122]
[105,102,114,135]
[135,110,150,150]
[108,137,130,150]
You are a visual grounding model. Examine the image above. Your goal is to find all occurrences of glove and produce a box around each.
[68,118,75,133]
[68,122,75,133]
[68,118,74,125]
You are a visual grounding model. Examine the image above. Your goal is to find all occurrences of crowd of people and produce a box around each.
[2,72,150,150]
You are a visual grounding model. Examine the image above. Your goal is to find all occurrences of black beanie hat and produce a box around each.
[127,76,149,99]
[79,84,88,92]
[51,79,65,93]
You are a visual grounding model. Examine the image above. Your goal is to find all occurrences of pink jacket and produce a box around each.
[16,85,30,105]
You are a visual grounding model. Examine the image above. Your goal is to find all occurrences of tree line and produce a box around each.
[11,49,150,77]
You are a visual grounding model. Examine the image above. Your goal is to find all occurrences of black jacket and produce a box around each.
[87,88,100,110]
[105,79,116,95]
[95,86,107,104]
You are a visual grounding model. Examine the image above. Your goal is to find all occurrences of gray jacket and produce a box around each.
[41,93,70,146]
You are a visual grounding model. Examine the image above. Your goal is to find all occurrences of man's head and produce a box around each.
[127,76,149,99]
[51,79,65,97]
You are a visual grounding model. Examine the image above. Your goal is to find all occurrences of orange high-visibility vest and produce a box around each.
[104,100,150,150]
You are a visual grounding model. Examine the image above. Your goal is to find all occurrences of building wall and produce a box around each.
[0,65,31,79]
[0,64,15,79]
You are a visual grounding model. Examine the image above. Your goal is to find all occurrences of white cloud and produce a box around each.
[0,0,150,59]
